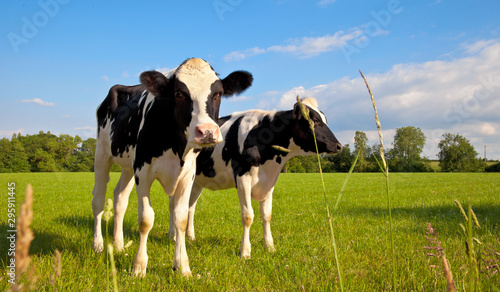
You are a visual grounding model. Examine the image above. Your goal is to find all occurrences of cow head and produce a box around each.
[140,58,253,150]
[291,97,342,154]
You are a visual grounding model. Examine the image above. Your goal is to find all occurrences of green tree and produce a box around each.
[64,137,96,172]
[31,148,58,172]
[389,126,429,172]
[353,131,369,172]
[325,144,353,172]
[438,133,486,172]
[0,136,30,172]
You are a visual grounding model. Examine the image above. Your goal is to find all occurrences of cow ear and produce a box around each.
[292,102,303,120]
[140,71,169,97]
[221,71,253,97]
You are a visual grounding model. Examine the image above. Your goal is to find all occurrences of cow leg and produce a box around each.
[133,175,155,278]
[186,183,203,241]
[237,178,254,259]
[260,190,276,253]
[170,168,195,277]
[113,169,135,252]
[92,147,113,253]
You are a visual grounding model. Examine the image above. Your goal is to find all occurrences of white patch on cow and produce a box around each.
[137,93,156,135]
[114,145,135,170]
[301,97,327,124]
[175,59,221,149]
[232,109,278,153]
[163,67,178,79]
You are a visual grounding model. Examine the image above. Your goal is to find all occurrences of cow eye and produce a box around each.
[175,90,184,99]
[213,91,222,100]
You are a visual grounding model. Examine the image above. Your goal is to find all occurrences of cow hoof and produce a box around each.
[173,266,192,277]
[113,240,124,253]
[134,255,148,278]
[134,264,147,278]
[187,234,196,241]
[93,238,104,253]
[168,231,176,242]
[266,246,276,253]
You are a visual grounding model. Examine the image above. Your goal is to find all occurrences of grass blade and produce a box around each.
[334,150,359,211]
[297,96,344,292]
[359,70,396,290]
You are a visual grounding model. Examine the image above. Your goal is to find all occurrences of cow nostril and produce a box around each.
[336,143,343,152]
[195,126,205,138]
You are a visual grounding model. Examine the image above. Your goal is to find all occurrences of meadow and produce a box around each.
[1,172,499,291]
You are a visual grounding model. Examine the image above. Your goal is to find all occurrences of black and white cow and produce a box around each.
[172,97,342,259]
[92,58,253,277]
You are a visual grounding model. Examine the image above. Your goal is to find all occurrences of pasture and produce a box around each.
[1,172,499,291]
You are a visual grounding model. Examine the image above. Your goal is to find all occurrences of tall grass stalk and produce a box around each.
[296,96,357,292]
[454,199,481,291]
[102,198,114,292]
[359,70,397,289]
[107,244,119,292]
[334,151,359,212]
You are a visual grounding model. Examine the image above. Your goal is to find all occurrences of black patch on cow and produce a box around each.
[205,81,223,120]
[133,77,192,171]
[196,146,216,177]
[97,84,145,134]
[217,106,341,184]
[134,175,140,185]
[195,115,234,178]
[95,84,146,157]
[292,105,341,154]
[221,71,254,97]
[220,112,295,184]
[217,115,231,126]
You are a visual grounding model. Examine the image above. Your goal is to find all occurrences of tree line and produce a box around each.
[285,126,499,173]
[0,128,498,173]
[0,131,96,173]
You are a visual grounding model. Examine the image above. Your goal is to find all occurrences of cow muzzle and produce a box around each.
[194,123,222,145]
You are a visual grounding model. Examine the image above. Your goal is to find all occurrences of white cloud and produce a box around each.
[74,126,96,131]
[155,67,172,74]
[226,95,252,103]
[259,90,281,97]
[122,71,130,78]
[461,39,497,54]
[21,98,55,106]
[224,47,266,62]
[224,29,364,61]
[271,39,500,159]
[102,75,110,82]
[480,122,496,135]
[0,129,24,138]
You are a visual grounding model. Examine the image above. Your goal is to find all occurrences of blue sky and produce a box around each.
[1,0,500,160]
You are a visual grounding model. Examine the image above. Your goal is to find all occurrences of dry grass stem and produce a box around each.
[359,70,396,289]
[296,95,344,292]
[10,184,35,291]
[441,256,455,292]
[359,70,387,173]
[272,145,291,153]
[424,223,455,291]
[50,249,62,287]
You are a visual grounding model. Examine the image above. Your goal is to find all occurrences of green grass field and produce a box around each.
[1,172,499,291]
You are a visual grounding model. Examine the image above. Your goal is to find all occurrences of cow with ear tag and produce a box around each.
[92,58,253,277]
[173,97,342,259]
